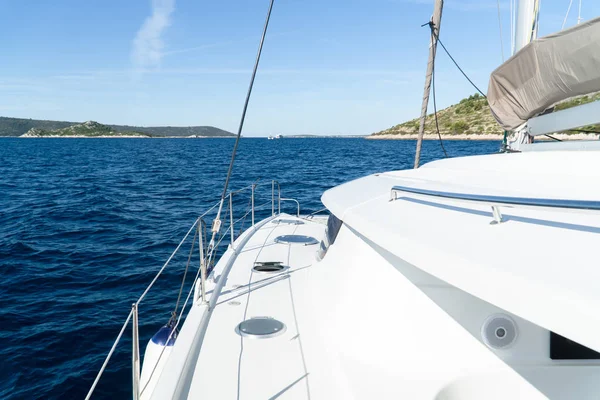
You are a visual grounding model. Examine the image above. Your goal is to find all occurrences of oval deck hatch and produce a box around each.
[236,317,286,339]
[274,234,319,245]
[272,219,304,225]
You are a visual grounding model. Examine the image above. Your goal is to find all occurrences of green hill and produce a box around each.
[0,116,234,137]
[371,92,600,137]
[21,121,150,137]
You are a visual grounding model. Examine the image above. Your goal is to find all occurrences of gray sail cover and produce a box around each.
[488,17,600,130]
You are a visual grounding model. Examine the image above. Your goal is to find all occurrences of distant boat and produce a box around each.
[267,135,282,140]
[267,135,274,140]
[275,134,282,139]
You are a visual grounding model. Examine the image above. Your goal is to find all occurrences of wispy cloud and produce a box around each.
[131,0,176,71]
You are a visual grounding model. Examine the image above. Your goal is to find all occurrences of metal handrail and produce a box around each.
[390,184,600,224]
[280,198,300,217]
[390,185,600,210]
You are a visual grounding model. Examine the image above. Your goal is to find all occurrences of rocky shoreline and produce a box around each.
[19,134,149,138]
[16,134,235,138]
[368,133,600,141]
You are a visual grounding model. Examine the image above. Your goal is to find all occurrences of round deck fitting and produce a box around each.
[235,317,286,339]
[274,234,319,245]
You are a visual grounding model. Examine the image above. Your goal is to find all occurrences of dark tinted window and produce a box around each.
[326,214,343,245]
[550,332,600,360]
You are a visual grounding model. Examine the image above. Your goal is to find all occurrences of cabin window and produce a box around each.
[550,332,600,360]
[326,214,343,245]
[317,214,343,260]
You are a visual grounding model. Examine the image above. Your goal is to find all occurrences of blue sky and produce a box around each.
[1,0,598,136]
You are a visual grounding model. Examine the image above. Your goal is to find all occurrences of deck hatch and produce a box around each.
[274,234,319,245]
[253,261,287,273]
[272,219,304,225]
[235,317,286,339]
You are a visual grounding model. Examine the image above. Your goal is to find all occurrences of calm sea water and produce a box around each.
[0,137,500,399]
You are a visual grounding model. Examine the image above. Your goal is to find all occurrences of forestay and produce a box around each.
[488,16,600,130]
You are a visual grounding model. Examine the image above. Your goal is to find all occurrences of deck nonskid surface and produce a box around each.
[187,215,326,399]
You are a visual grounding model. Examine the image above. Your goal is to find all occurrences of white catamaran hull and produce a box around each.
[135,149,600,400]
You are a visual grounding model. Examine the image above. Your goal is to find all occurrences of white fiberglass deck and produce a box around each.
[145,150,600,400]
[323,150,600,355]
[151,213,547,399]
[188,215,325,399]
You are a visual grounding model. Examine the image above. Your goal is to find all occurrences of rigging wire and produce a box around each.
[544,134,562,142]
[425,23,487,98]
[169,225,198,325]
[430,27,448,158]
[206,0,275,260]
[562,0,575,29]
[496,0,505,62]
[219,0,275,202]
[423,21,489,157]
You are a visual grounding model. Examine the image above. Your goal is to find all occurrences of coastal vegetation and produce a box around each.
[0,116,234,137]
[371,92,600,138]
[21,121,150,137]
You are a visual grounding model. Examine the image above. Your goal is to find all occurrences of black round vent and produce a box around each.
[253,261,287,273]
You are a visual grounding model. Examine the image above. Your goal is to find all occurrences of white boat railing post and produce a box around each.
[280,198,300,217]
[271,181,275,216]
[278,182,281,214]
[229,193,235,248]
[132,303,141,400]
[251,184,255,225]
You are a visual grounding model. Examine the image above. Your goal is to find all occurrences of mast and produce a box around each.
[513,0,540,54]
[414,0,443,169]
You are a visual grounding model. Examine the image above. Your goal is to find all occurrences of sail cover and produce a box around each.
[488,16,600,130]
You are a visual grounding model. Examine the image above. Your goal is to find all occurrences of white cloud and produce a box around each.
[131,0,176,71]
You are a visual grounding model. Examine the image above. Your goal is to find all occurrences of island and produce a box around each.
[21,121,150,138]
[0,116,235,138]
[369,93,600,140]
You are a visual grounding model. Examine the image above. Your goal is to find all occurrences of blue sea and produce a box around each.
[0,137,500,399]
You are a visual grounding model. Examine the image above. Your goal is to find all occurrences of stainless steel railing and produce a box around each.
[280,198,300,217]
[85,179,301,400]
[390,184,600,224]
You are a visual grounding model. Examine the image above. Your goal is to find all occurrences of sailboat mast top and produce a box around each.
[513,0,539,54]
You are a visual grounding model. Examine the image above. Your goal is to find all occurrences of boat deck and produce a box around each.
[322,150,600,355]
[187,215,326,399]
